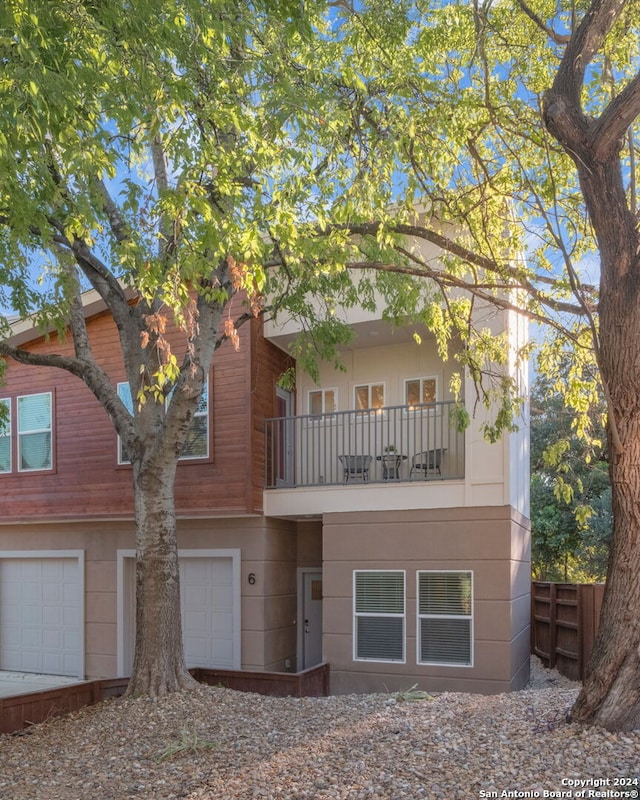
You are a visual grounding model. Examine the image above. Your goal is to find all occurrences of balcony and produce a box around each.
[265,401,465,489]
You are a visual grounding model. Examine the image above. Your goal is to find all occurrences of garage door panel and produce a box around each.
[185,585,209,606]
[23,607,42,625]
[43,628,64,648]
[213,612,233,634]
[41,561,63,579]
[42,583,63,603]
[42,654,63,674]
[43,606,62,626]
[184,610,209,633]
[179,556,236,670]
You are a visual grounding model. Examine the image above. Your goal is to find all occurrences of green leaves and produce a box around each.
[530,362,611,582]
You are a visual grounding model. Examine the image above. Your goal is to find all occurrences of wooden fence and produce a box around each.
[530,581,605,682]
[1,663,329,736]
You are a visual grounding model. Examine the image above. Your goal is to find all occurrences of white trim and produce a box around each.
[353,381,386,411]
[353,569,406,664]
[416,569,474,668]
[297,567,323,670]
[0,550,85,679]
[16,391,53,472]
[117,548,241,677]
[403,375,439,407]
[308,387,338,416]
[117,380,210,464]
[0,398,11,473]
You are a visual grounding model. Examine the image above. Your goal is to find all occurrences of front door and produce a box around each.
[302,571,323,669]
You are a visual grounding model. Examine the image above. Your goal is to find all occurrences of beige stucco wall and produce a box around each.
[321,505,531,695]
[296,339,459,414]
[0,516,301,679]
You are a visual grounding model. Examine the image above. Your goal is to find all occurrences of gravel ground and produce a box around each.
[1,659,638,800]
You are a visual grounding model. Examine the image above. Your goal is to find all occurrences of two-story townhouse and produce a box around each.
[0,285,530,694]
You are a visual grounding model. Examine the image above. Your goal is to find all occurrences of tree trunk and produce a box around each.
[566,160,640,730]
[125,458,197,697]
[569,312,640,728]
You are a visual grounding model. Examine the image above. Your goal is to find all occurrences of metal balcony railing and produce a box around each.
[265,401,465,489]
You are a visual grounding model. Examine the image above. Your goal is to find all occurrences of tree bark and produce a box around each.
[540,0,640,731]
[569,245,640,729]
[568,158,640,728]
[125,457,197,697]
[540,135,640,730]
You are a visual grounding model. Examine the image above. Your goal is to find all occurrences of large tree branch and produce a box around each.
[323,220,594,301]
[0,342,87,377]
[90,177,132,244]
[544,0,628,154]
[553,0,627,105]
[59,257,95,364]
[0,339,136,442]
[592,71,640,161]
[344,257,588,346]
[150,133,178,264]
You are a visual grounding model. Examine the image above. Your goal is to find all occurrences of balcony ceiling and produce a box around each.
[267,317,435,353]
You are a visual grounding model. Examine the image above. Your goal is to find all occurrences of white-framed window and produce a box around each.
[178,381,209,459]
[405,377,437,408]
[354,570,405,663]
[117,382,134,465]
[17,392,53,472]
[0,399,10,473]
[117,379,210,464]
[354,382,385,411]
[308,388,337,416]
[417,570,473,667]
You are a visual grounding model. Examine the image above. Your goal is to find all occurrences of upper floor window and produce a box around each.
[17,392,53,472]
[117,379,210,464]
[405,377,437,408]
[355,383,385,411]
[178,382,209,459]
[308,388,336,416]
[0,399,10,473]
[117,383,134,464]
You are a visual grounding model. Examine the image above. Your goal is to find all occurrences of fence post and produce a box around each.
[548,582,557,670]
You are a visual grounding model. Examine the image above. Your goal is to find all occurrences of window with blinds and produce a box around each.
[17,392,52,472]
[0,399,11,472]
[354,570,405,663]
[117,379,209,464]
[418,571,473,666]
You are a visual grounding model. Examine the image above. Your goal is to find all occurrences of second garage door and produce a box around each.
[119,549,240,676]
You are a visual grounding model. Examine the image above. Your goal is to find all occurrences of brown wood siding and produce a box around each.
[248,317,295,513]
[0,299,276,522]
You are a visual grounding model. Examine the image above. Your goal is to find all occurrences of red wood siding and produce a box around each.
[0,300,282,522]
[248,317,295,513]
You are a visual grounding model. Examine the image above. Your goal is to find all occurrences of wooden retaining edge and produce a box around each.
[0,664,330,735]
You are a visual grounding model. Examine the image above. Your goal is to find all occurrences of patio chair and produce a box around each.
[338,454,372,483]
[409,448,446,479]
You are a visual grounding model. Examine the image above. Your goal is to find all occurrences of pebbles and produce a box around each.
[0,661,638,800]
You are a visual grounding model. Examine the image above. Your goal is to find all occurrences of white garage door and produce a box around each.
[180,557,236,669]
[0,556,83,677]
